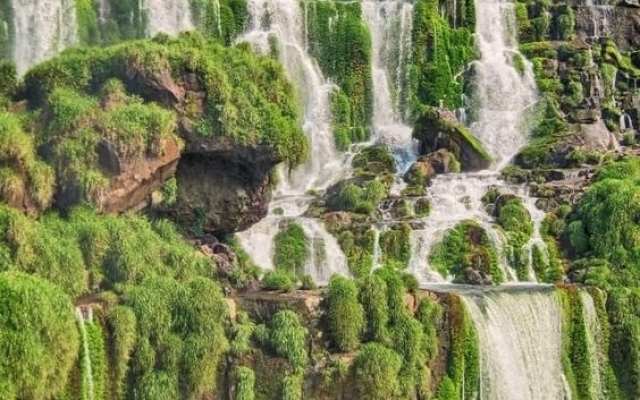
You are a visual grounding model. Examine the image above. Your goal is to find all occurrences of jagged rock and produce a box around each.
[569,108,601,124]
[413,107,492,171]
[574,120,620,152]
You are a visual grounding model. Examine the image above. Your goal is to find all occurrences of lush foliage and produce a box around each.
[24,33,309,167]
[411,0,476,110]
[273,223,309,277]
[235,366,255,400]
[267,310,308,368]
[0,111,55,209]
[326,275,365,352]
[429,220,503,283]
[0,272,79,399]
[305,1,373,149]
[353,343,403,400]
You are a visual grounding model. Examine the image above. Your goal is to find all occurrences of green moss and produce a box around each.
[191,0,247,44]
[268,310,308,368]
[358,274,389,343]
[338,228,375,278]
[106,305,137,399]
[411,0,477,110]
[273,223,309,277]
[0,272,80,399]
[606,288,640,398]
[353,343,402,400]
[76,0,101,45]
[559,288,592,399]
[379,223,412,269]
[261,270,294,292]
[0,111,55,209]
[326,275,364,352]
[429,220,503,284]
[24,33,309,167]
[435,294,479,400]
[305,1,373,147]
[84,321,108,400]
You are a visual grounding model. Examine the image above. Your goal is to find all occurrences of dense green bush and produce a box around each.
[0,272,79,399]
[235,366,255,400]
[262,270,294,292]
[359,274,389,343]
[353,343,402,400]
[305,1,373,148]
[326,275,365,351]
[268,310,308,368]
[379,224,413,269]
[411,0,476,110]
[273,223,308,277]
[429,220,503,283]
[0,111,55,209]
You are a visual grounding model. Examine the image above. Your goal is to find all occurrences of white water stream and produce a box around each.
[144,0,194,36]
[11,0,78,74]
[462,289,567,400]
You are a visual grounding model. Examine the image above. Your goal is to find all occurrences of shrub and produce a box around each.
[268,310,308,368]
[353,343,402,400]
[273,223,308,277]
[359,274,389,343]
[235,366,255,400]
[0,272,79,399]
[262,270,294,291]
[326,275,365,351]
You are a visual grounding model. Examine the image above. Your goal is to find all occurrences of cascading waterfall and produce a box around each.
[235,0,352,279]
[143,0,194,36]
[10,0,78,74]
[584,0,615,39]
[361,0,417,171]
[407,0,543,282]
[469,0,537,165]
[241,0,345,193]
[461,289,567,400]
[620,113,634,131]
[76,307,95,400]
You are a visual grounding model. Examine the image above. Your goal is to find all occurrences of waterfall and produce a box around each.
[361,0,417,172]
[371,225,383,270]
[10,0,78,74]
[407,0,544,283]
[76,307,95,400]
[144,0,194,36]
[461,289,567,400]
[241,0,344,193]
[470,0,537,166]
[620,113,634,131]
[580,291,606,400]
[584,0,615,39]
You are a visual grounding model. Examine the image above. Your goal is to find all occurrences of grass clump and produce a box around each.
[326,274,365,352]
[0,272,80,400]
[273,222,308,277]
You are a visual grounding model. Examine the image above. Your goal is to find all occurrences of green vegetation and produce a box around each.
[411,0,476,110]
[379,224,412,269]
[326,275,365,352]
[305,1,373,148]
[190,0,248,44]
[337,227,375,278]
[24,32,308,167]
[235,366,255,400]
[492,194,533,280]
[273,222,309,277]
[261,270,294,292]
[0,111,55,210]
[267,310,308,368]
[353,343,402,400]
[434,294,479,400]
[0,272,79,399]
[429,220,503,283]
[359,274,389,343]
[566,158,640,286]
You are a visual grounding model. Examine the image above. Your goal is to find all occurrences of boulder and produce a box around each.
[413,107,492,171]
[404,149,459,186]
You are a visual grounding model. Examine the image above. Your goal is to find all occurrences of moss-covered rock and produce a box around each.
[413,108,491,171]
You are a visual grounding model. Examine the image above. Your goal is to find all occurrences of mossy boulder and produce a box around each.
[413,108,491,171]
[404,149,460,186]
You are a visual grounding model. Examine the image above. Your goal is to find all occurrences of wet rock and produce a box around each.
[404,149,458,186]
[413,107,492,171]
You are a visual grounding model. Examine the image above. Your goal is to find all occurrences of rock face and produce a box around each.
[413,108,492,171]
[570,0,640,51]
[116,66,283,234]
